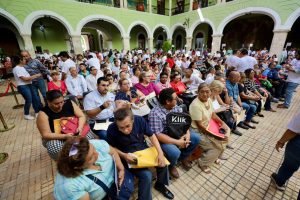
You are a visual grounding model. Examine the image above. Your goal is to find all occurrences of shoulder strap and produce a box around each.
[86,174,112,196]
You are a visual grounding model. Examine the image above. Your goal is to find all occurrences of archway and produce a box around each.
[285,16,300,49]
[191,23,213,50]
[221,14,274,50]
[153,26,168,50]
[129,25,149,50]
[31,17,70,54]
[0,15,24,56]
[171,26,186,50]
[81,20,122,51]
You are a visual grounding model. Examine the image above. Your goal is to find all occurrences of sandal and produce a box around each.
[199,165,211,174]
[215,159,221,164]
[244,123,256,129]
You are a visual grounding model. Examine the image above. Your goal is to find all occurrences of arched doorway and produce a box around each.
[286,16,300,49]
[171,26,186,49]
[191,22,213,50]
[222,14,274,50]
[129,25,148,50]
[81,20,122,51]
[0,16,24,56]
[31,17,70,54]
[153,27,168,50]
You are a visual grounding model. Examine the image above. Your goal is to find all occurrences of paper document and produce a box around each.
[93,121,112,130]
[128,147,170,168]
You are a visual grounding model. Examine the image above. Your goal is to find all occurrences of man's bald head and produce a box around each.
[228,71,240,83]
[20,50,31,62]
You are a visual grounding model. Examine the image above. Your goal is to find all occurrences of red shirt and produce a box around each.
[166,58,175,68]
[170,81,186,95]
[48,81,67,95]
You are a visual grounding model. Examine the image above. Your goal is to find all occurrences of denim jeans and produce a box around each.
[17,84,40,115]
[242,102,256,122]
[284,82,299,107]
[275,135,300,186]
[32,79,47,106]
[130,167,169,200]
[160,131,200,167]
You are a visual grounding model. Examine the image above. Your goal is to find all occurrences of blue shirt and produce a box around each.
[107,116,153,153]
[226,80,239,103]
[24,59,50,82]
[53,140,114,200]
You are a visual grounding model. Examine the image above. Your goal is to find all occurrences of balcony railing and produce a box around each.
[76,0,221,13]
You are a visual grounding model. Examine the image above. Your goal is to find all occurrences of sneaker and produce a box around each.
[272,98,279,103]
[270,173,286,191]
[24,115,35,120]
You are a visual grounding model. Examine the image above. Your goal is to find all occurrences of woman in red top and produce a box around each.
[170,73,187,95]
[48,71,67,95]
[166,53,175,68]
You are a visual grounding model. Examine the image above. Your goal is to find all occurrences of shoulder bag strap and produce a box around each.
[86,174,112,197]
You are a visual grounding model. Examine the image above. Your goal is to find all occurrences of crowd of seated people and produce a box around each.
[19,46,300,199]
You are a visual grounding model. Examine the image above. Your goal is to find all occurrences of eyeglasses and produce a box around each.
[69,141,79,157]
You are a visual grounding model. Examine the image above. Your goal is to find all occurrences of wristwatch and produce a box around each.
[99,104,105,110]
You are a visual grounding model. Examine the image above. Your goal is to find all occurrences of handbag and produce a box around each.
[166,112,192,139]
[60,117,90,137]
[216,110,235,130]
[86,169,134,200]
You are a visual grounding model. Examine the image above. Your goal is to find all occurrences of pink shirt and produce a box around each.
[156,82,171,91]
[134,82,161,96]
[48,81,67,95]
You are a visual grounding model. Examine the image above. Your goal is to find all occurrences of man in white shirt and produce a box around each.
[237,48,258,72]
[65,67,88,100]
[86,66,102,91]
[59,51,76,80]
[278,51,300,109]
[86,55,101,72]
[83,77,115,140]
[225,49,241,69]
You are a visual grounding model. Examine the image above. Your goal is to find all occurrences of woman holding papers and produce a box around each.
[54,137,134,200]
[36,90,95,160]
[189,83,230,174]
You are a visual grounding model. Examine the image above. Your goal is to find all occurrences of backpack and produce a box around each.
[166,112,192,139]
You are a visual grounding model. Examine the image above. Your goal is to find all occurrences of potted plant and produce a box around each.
[162,40,172,53]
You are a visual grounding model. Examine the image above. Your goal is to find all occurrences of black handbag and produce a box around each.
[217,110,235,129]
[166,112,192,139]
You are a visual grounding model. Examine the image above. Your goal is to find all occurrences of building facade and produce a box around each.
[0,0,299,57]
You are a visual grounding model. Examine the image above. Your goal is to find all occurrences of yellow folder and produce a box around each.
[128,147,170,168]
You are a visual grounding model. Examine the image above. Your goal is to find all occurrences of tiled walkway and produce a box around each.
[0,79,299,200]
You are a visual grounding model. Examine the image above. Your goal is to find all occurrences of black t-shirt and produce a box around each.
[238,83,248,102]
[41,99,75,132]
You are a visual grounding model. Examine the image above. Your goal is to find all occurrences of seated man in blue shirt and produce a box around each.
[148,88,200,178]
[107,108,174,200]
[226,71,256,129]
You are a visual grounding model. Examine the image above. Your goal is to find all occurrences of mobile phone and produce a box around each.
[219,128,226,134]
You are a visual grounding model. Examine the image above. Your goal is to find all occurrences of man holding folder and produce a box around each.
[107,108,174,200]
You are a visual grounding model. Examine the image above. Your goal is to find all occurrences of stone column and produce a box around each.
[186,37,192,51]
[211,34,222,54]
[189,0,193,11]
[169,0,172,16]
[269,29,289,57]
[120,0,124,8]
[148,37,154,52]
[71,35,83,55]
[149,0,152,13]
[123,0,127,8]
[21,34,35,58]
[122,36,130,51]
